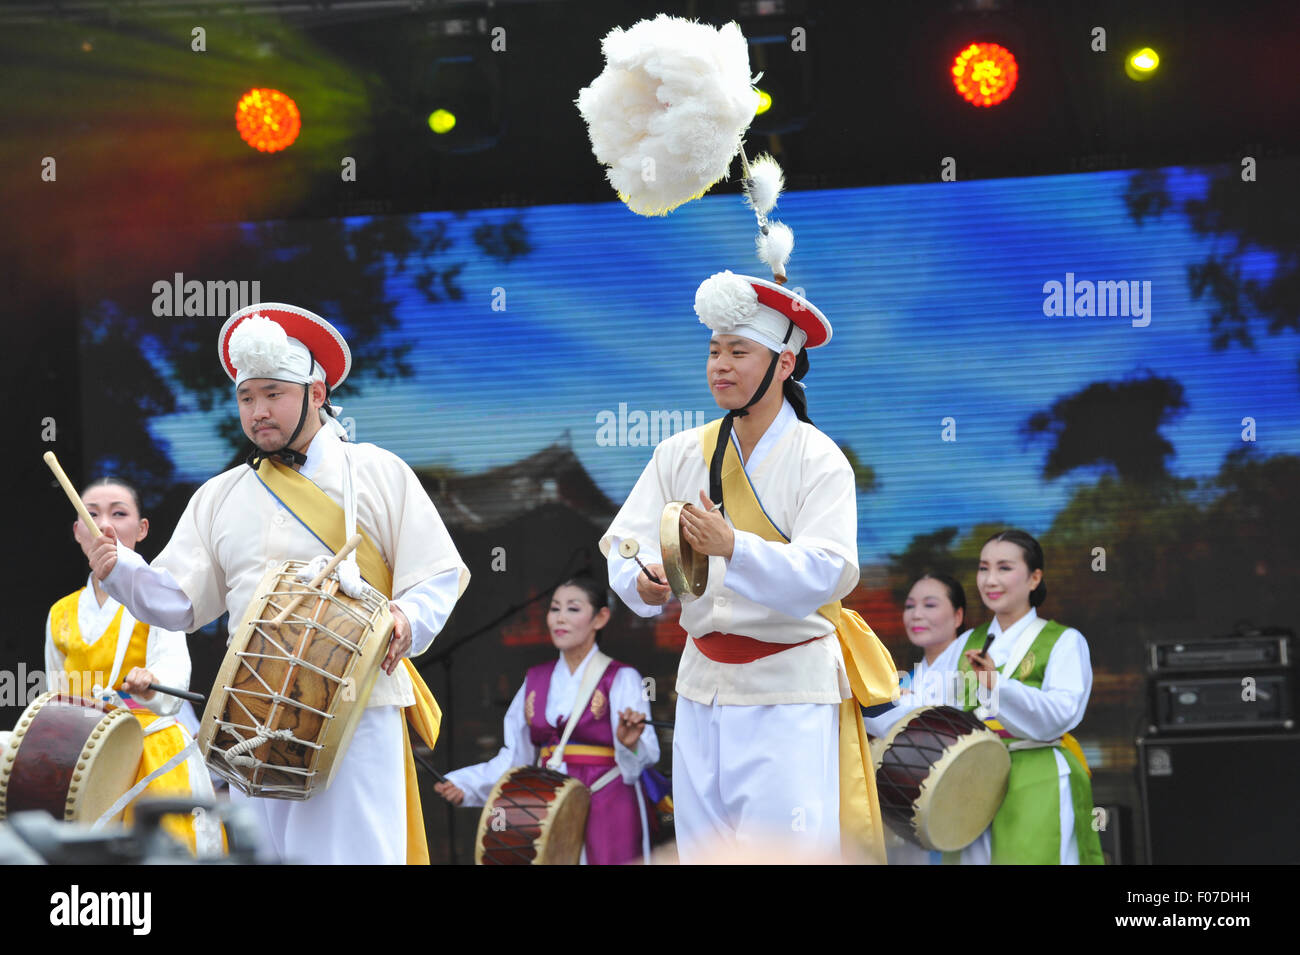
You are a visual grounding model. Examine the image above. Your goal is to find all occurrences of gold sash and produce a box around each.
[698,419,898,862]
[254,459,442,865]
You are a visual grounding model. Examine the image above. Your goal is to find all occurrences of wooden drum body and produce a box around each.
[660,501,709,598]
[0,692,144,825]
[475,766,591,865]
[198,560,392,800]
[873,705,1011,852]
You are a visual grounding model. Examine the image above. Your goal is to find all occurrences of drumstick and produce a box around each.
[617,538,665,586]
[44,451,101,537]
[145,683,205,705]
[643,719,674,730]
[270,534,363,627]
[411,749,449,783]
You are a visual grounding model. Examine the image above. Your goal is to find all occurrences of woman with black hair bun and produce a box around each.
[956,529,1103,865]
[434,577,661,864]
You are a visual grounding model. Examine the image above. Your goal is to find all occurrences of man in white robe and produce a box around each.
[83,302,468,864]
[600,271,860,862]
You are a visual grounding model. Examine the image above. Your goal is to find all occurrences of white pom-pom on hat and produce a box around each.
[695,270,759,333]
[228,315,296,381]
[576,15,760,216]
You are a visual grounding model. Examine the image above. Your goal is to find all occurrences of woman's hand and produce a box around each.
[617,708,646,749]
[964,649,998,690]
[434,781,465,806]
[122,667,158,701]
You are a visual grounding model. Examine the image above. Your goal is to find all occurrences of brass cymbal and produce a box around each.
[659,501,708,598]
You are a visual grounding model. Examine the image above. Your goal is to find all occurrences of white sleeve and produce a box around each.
[392,567,463,658]
[861,694,927,739]
[606,542,664,619]
[990,628,1092,742]
[102,546,197,633]
[610,667,660,783]
[444,684,536,807]
[600,445,674,618]
[723,532,851,619]
[44,610,65,692]
[137,626,191,717]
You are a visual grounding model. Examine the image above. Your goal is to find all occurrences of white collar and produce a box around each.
[990,606,1039,642]
[556,644,599,680]
[729,398,797,470]
[299,421,341,481]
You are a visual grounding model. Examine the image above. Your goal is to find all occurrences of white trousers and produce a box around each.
[230,705,406,864]
[672,697,839,863]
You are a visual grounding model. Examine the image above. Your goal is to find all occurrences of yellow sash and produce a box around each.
[698,420,899,862]
[254,459,443,865]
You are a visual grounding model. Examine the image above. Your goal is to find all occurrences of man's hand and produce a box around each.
[383,603,412,675]
[434,781,465,806]
[78,521,120,582]
[964,649,998,690]
[635,563,672,606]
[616,708,646,749]
[679,490,735,559]
[122,667,158,701]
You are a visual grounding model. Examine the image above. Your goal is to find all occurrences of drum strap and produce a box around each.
[90,736,200,831]
[589,766,622,794]
[545,650,613,772]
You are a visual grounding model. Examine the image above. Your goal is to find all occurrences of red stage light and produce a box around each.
[951,42,1018,108]
[235,88,301,153]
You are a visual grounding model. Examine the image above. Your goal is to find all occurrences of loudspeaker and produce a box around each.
[1137,733,1300,863]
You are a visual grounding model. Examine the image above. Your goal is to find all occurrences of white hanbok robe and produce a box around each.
[600,399,859,861]
[103,424,469,864]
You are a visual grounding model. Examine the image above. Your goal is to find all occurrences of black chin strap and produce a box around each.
[247,385,311,470]
[707,321,795,511]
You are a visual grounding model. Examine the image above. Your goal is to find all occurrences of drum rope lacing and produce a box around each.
[220,724,300,768]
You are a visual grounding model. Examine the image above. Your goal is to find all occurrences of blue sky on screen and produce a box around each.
[148,166,1299,563]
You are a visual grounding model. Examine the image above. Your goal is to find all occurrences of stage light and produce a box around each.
[235,88,301,153]
[755,88,773,115]
[951,42,1018,107]
[428,109,457,134]
[1126,47,1160,81]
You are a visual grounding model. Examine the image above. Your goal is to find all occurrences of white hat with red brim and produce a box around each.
[694,270,831,353]
[218,303,352,390]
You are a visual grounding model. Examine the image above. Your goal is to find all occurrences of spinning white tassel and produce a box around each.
[743,153,785,216]
[576,14,760,216]
[755,221,795,282]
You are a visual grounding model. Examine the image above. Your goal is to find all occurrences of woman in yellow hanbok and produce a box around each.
[45,477,220,855]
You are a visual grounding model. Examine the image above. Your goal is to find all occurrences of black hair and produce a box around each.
[81,476,143,514]
[982,529,1048,608]
[914,572,967,620]
[551,576,611,631]
[782,348,813,424]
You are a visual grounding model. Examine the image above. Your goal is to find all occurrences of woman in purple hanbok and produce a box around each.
[436,577,661,864]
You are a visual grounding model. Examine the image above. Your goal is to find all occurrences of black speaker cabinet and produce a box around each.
[1137,734,1300,864]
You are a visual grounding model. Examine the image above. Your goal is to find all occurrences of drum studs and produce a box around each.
[73,772,82,782]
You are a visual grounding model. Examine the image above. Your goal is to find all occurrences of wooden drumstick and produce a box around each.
[145,683,205,705]
[270,534,363,627]
[617,538,665,586]
[44,451,101,537]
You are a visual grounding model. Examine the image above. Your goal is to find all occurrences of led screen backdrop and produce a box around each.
[72,163,1300,861]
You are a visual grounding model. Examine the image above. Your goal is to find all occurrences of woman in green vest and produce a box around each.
[959,529,1104,864]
